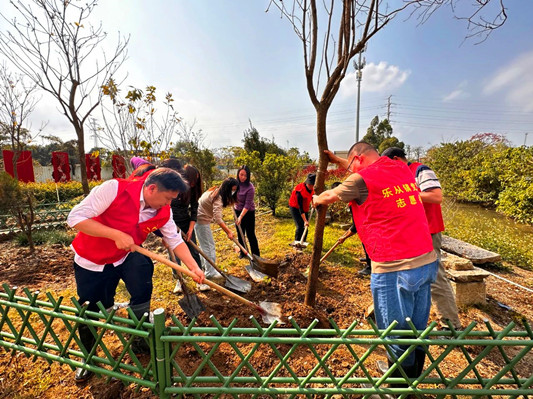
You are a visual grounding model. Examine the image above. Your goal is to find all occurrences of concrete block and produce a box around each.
[441,251,474,271]
[451,280,487,306]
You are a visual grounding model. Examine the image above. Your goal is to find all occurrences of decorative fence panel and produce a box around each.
[0,202,71,235]
[1,285,532,398]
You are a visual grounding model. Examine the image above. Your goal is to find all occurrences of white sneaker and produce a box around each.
[173,281,182,294]
[198,283,211,292]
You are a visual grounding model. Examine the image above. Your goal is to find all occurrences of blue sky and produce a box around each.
[3,0,533,159]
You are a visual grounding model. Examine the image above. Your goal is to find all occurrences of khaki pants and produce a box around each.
[431,233,462,329]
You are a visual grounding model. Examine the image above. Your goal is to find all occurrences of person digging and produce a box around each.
[67,167,205,383]
[314,143,438,396]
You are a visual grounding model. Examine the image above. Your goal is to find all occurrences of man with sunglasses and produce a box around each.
[313,142,438,386]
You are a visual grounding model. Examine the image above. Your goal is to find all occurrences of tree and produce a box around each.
[172,122,217,190]
[267,0,507,306]
[235,150,302,215]
[100,83,181,163]
[215,146,244,174]
[0,172,36,253]
[362,116,404,153]
[0,0,128,195]
[242,122,286,161]
[0,64,43,179]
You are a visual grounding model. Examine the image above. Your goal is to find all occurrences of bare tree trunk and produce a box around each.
[76,127,89,195]
[305,106,330,306]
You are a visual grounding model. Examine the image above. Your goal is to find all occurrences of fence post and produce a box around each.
[153,308,169,399]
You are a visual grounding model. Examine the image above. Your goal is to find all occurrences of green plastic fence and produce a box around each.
[1,284,532,399]
[0,202,71,234]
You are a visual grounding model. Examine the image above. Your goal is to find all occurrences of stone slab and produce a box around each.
[442,236,501,264]
[441,251,474,271]
[446,268,491,283]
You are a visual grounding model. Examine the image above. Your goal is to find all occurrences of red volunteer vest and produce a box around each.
[349,157,434,262]
[72,178,171,265]
[409,162,445,234]
[289,182,314,212]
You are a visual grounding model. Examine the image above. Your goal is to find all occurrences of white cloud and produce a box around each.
[442,81,469,102]
[484,51,533,112]
[340,62,410,97]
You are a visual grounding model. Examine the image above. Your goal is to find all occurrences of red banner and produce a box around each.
[112,154,126,179]
[51,151,71,183]
[85,154,101,181]
[2,150,35,182]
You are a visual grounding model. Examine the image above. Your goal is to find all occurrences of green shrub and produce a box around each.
[16,229,75,247]
[26,180,102,204]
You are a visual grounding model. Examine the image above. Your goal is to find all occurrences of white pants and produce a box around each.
[194,223,223,280]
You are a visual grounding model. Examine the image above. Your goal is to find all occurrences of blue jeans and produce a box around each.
[371,260,438,366]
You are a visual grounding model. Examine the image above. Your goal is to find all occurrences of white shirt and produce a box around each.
[67,179,183,271]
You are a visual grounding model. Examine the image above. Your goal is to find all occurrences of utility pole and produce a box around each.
[524,132,529,146]
[353,49,366,142]
[386,95,393,120]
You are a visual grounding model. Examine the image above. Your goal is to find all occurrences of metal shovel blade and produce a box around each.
[178,293,206,320]
[252,254,280,278]
[224,275,252,294]
[289,240,309,249]
[245,263,269,282]
[259,301,284,324]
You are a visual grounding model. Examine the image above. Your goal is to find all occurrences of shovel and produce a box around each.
[133,245,283,324]
[319,228,352,264]
[168,250,205,320]
[290,207,314,249]
[232,210,280,278]
[185,236,252,294]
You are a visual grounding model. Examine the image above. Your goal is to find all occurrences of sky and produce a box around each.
[1,0,532,159]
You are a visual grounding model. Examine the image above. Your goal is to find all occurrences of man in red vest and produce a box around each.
[67,167,205,382]
[382,146,461,330]
[313,142,438,384]
[288,173,316,241]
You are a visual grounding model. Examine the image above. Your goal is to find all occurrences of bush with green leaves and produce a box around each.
[16,228,75,247]
[427,139,533,224]
[25,180,102,204]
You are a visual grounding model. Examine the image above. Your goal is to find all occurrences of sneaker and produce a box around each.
[376,360,389,374]
[173,280,183,294]
[358,264,371,276]
[75,361,93,383]
[198,283,211,292]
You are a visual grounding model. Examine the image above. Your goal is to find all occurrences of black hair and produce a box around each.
[182,164,202,202]
[144,167,188,193]
[160,158,183,171]
[381,147,407,160]
[348,141,377,156]
[219,177,239,207]
[237,165,251,184]
[132,163,156,177]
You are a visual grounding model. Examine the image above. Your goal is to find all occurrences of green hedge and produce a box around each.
[25,181,102,204]
[427,142,533,224]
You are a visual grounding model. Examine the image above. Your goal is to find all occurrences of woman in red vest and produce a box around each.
[288,173,316,241]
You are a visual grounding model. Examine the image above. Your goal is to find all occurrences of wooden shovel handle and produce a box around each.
[182,233,225,275]
[132,244,264,314]
[299,207,315,245]
[230,237,254,261]
[320,239,343,264]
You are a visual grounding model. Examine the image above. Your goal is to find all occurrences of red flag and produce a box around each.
[85,153,101,181]
[51,152,71,182]
[112,154,126,178]
[2,150,35,182]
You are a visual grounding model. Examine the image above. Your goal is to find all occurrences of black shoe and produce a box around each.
[358,265,371,276]
[131,336,151,355]
[75,363,93,383]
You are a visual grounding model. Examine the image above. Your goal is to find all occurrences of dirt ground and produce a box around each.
[1,235,532,398]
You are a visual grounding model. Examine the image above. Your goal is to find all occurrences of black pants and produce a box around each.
[290,206,309,241]
[235,209,260,256]
[74,251,154,352]
[74,251,154,315]
[175,221,202,270]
